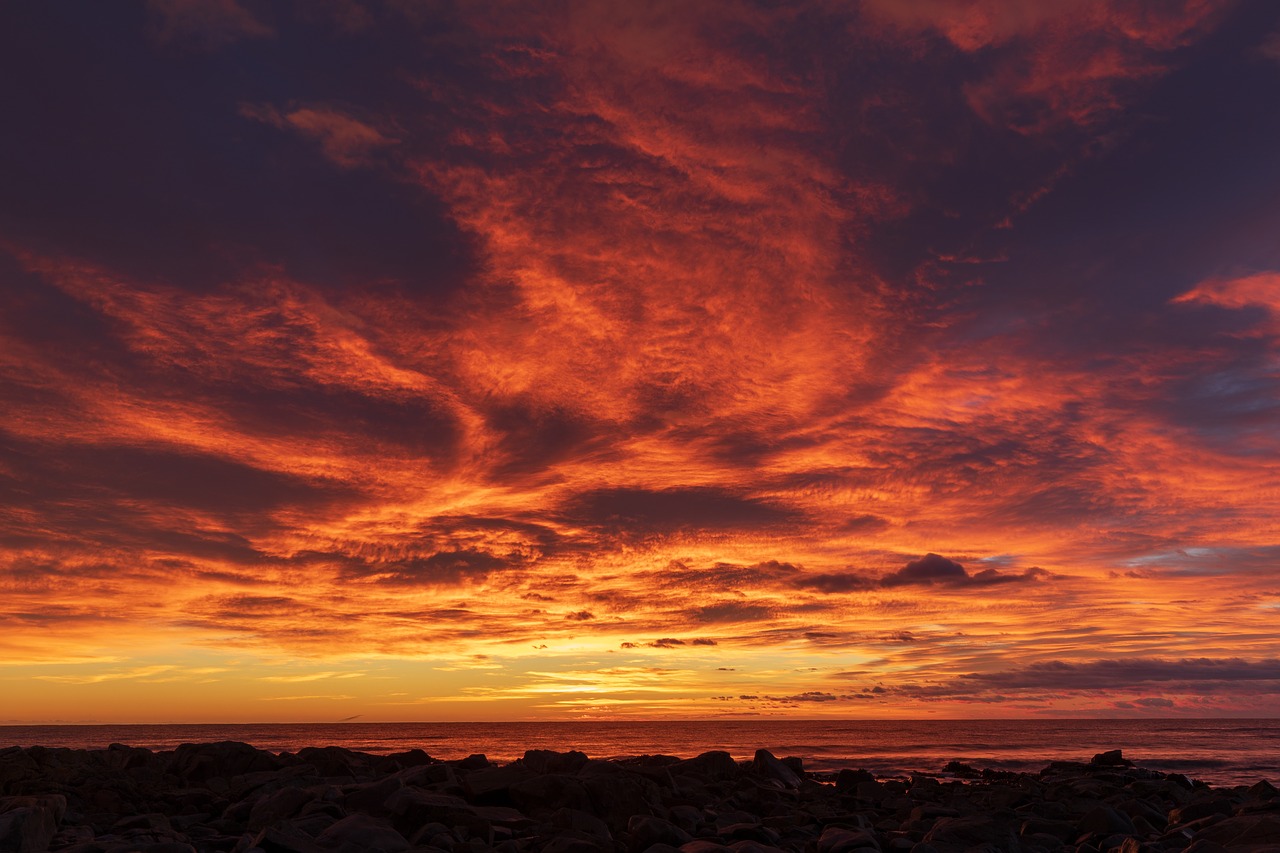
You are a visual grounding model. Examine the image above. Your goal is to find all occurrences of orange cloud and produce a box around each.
[241,104,398,168]
[863,0,1229,133]
[1173,272,1280,314]
[1,0,1277,722]
[147,0,273,47]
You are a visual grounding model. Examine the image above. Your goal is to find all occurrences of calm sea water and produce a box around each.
[2,719,1276,787]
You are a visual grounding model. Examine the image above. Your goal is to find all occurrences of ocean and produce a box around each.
[2,719,1276,787]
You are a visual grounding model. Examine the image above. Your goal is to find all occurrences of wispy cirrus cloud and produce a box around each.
[862,0,1227,133]
[259,671,366,683]
[146,0,273,48]
[241,103,398,168]
[34,665,176,685]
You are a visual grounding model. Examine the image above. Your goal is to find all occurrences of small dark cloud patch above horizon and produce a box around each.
[880,657,1280,703]
[882,553,967,586]
[793,571,876,593]
[962,658,1280,691]
[881,554,1049,588]
[687,601,775,624]
[204,594,298,622]
[0,605,125,628]
[619,637,719,650]
[788,554,1049,594]
[840,514,892,534]
[562,487,802,535]
[752,689,887,705]
[775,691,839,702]
[642,560,804,594]
[354,549,522,586]
[800,629,917,648]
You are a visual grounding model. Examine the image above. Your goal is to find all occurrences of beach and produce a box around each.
[2,741,1277,853]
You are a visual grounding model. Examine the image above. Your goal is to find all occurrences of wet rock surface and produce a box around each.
[0,743,1276,853]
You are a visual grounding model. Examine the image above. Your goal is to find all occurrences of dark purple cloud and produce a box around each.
[874,554,1049,589]
[962,658,1280,690]
[793,572,877,593]
[879,658,1280,704]
[563,487,802,535]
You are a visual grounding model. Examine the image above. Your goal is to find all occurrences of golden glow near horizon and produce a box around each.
[2,0,1279,722]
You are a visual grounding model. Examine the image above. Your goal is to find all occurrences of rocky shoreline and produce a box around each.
[1,742,1277,853]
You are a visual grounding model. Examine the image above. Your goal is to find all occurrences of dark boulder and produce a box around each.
[541,833,608,853]
[816,825,880,852]
[96,744,157,771]
[250,822,326,853]
[1194,813,1280,848]
[0,804,58,853]
[342,776,403,815]
[383,789,488,838]
[1091,749,1132,767]
[678,842,735,853]
[628,815,693,851]
[0,797,65,827]
[247,786,317,831]
[749,750,801,790]
[668,805,703,833]
[521,750,589,775]
[462,766,532,802]
[383,749,434,769]
[674,752,739,782]
[315,814,410,853]
[1078,804,1137,837]
[1019,816,1076,841]
[942,761,980,779]
[921,815,1019,852]
[508,775,593,816]
[836,769,876,791]
[393,762,456,788]
[293,747,367,779]
[581,771,660,832]
[550,807,612,842]
[1248,780,1280,801]
[169,742,280,783]
[1170,797,1234,826]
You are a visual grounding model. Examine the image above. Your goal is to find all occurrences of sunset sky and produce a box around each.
[2,0,1279,724]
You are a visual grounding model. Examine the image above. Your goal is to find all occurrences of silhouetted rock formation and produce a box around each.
[0,743,1277,852]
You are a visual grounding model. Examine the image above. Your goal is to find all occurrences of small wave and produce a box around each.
[1143,758,1231,769]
